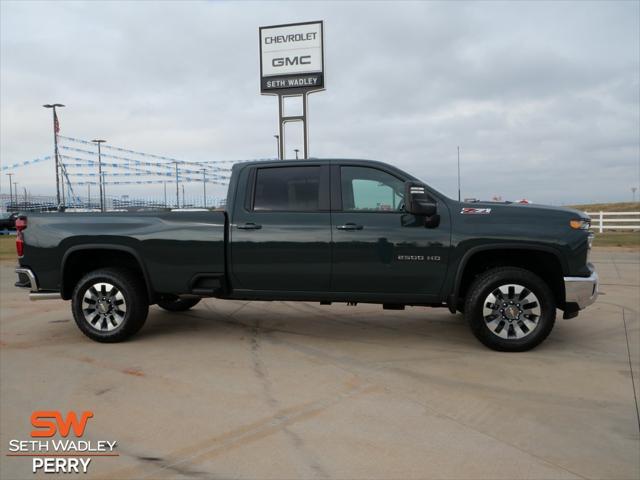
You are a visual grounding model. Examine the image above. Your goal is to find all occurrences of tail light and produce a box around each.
[15,217,26,257]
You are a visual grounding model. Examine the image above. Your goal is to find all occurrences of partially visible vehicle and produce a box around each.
[0,212,18,231]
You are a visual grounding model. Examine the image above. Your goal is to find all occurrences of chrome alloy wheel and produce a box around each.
[482,284,541,340]
[82,282,127,331]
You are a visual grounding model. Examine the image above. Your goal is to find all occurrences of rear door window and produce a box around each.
[254,166,321,211]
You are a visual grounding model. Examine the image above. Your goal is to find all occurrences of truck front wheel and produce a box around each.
[71,268,149,343]
[464,267,556,352]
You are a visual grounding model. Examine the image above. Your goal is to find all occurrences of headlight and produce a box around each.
[570,219,590,230]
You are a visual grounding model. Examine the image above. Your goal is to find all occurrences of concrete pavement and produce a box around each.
[1,249,638,479]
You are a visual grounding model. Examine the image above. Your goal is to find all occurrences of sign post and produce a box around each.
[259,21,325,159]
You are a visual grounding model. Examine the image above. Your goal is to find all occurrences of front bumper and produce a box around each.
[15,267,61,301]
[564,267,599,310]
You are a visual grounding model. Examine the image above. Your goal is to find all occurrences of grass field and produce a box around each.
[569,202,640,212]
[0,235,16,262]
[591,231,640,249]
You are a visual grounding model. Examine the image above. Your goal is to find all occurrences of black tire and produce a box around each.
[72,268,149,343]
[464,267,556,352]
[157,295,201,312]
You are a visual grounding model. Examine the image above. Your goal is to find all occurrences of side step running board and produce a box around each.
[30,292,62,301]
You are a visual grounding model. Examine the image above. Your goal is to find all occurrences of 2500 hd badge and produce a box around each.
[397,255,441,261]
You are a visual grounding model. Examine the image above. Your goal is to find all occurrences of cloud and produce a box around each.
[1,0,638,204]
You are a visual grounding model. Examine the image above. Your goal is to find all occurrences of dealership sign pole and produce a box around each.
[259,21,325,160]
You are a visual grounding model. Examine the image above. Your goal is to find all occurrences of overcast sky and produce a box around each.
[1,0,639,205]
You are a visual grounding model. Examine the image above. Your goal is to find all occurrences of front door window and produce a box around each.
[341,166,404,212]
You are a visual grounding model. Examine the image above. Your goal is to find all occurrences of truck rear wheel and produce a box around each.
[464,267,555,352]
[157,295,201,312]
[71,268,148,343]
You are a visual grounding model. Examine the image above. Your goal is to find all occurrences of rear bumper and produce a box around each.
[15,267,61,301]
[15,267,37,291]
[564,267,598,310]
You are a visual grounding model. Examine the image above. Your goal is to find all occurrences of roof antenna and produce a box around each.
[457,146,461,202]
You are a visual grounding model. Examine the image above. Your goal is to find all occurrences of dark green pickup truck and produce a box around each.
[15,159,598,351]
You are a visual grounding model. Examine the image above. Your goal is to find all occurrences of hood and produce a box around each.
[451,201,591,234]
[458,201,589,220]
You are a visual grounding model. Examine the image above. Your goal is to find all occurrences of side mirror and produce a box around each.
[404,182,437,217]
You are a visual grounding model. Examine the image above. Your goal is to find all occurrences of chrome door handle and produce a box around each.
[336,223,363,231]
[236,223,262,230]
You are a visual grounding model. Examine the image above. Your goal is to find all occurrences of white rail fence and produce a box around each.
[586,211,640,233]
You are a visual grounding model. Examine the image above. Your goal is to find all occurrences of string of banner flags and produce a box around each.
[1,135,280,195]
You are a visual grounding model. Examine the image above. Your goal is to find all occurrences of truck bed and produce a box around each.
[19,211,227,298]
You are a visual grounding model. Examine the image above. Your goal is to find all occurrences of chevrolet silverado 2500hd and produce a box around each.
[14,159,598,351]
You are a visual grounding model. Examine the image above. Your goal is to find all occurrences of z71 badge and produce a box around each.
[461,207,491,215]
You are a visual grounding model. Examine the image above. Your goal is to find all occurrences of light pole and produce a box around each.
[13,182,18,207]
[61,164,65,206]
[182,184,185,207]
[274,135,280,159]
[201,169,207,208]
[173,161,180,208]
[92,139,106,212]
[87,184,91,209]
[7,173,13,208]
[43,103,65,206]
[163,181,167,208]
[633,187,638,203]
[294,149,299,160]
[457,146,461,202]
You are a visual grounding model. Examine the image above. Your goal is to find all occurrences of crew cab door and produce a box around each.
[331,164,450,298]
[230,164,331,292]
